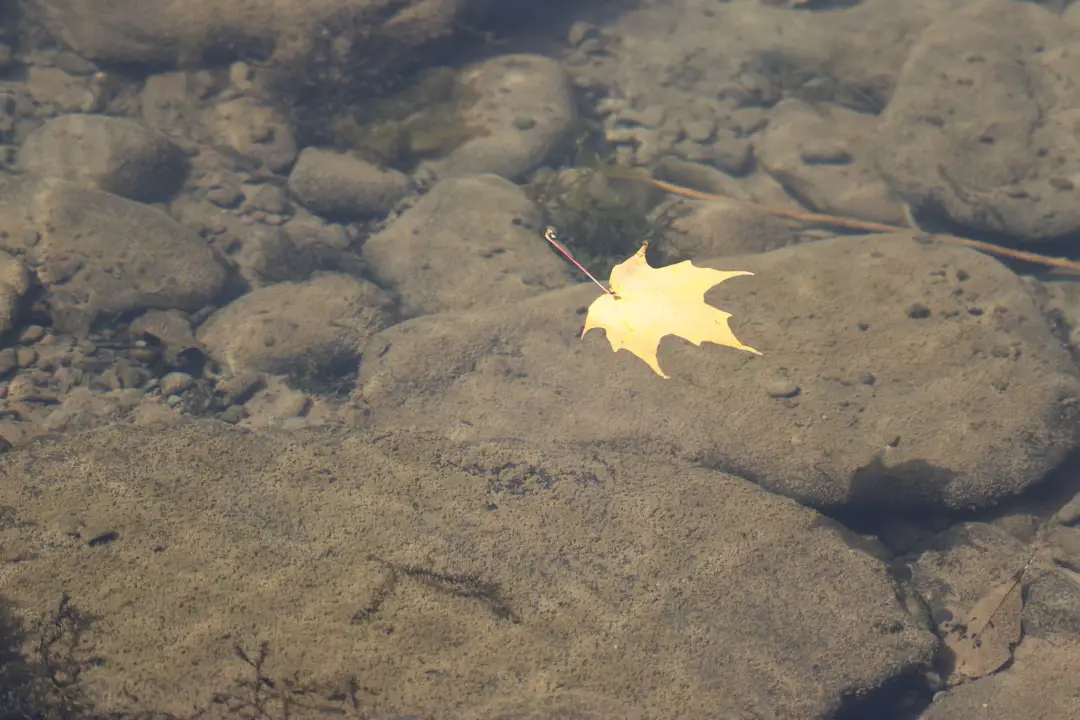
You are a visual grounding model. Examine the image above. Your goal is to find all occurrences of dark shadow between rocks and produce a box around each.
[847,456,958,513]
[833,669,936,720]
[820,458,973,551]
[277,341,363,397]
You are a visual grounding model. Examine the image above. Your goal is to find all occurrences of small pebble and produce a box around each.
[672,139,711,163]
[800,140,853,166]
[274,393,311,419]
[0,345,16,375]
[681,119,716,143]
[512,116,536,131]
[20,229,40,248]
[130,346,161,364]
[724,107,768,136]
[207,186,243,208]
[249,184,289,214]
[159,371,194,396]
[0,347,17,374]
[765,378,800,399]
[567,21,597,46]
[228,61,254,91]
[709,138,753,176]
[219,404,247,424]
[19,325,45,344]
[15,347,36,368]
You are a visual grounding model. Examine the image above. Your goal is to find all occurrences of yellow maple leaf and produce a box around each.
[582,243,761,378]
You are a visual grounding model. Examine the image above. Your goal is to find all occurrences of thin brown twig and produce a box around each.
[607,168,1080,275]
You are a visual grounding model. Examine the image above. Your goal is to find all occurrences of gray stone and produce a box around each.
[0,422,936,717]
[288,148,409,219]
[19,114,186,202]
[873,0,1080,241]
[358,233,1080,512]
[423,55,577,182]
[196,273,393,375]
[757,99,906,225]
[159,372,194,396]
[203,97,297,173]
[665,200,798,260]
[129,309,197,367]
[362,175,573,317]
[0,175,226,332]
[0,251,29,333]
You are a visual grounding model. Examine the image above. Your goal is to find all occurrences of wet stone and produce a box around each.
[159,371,194,396]
[765,377,801,399]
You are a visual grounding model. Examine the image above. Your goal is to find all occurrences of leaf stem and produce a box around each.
[543,226,615,295]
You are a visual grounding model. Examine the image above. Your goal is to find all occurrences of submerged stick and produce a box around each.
[606,168,1080,275]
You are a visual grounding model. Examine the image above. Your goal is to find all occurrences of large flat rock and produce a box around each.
[0,421,934,719]
[357,233,1080,512]
[873,0,1080,241]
